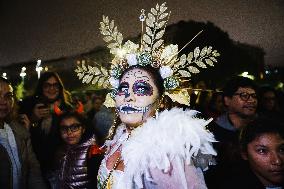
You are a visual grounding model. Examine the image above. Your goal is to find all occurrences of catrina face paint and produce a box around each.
[115,68,159,127]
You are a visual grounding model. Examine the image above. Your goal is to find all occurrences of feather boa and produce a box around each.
[107,108,217,188]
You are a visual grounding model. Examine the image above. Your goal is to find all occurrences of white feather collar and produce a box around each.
[106,108,217,188]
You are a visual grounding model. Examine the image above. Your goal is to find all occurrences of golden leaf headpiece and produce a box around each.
[75,2,220,106]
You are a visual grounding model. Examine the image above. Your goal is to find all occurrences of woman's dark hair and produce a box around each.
[34,72,70,103]
[239,118,284,152]
[57,111,94,144]
[119,65,165,97]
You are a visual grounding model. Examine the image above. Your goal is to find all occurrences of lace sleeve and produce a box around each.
[146,157,207,189]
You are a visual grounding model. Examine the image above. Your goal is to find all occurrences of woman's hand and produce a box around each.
[19,114,31,130]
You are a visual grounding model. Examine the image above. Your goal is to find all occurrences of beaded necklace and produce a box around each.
[99,131,131,189]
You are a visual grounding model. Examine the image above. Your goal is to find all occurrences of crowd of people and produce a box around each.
[0,69,283,189]
[1,2,284,188]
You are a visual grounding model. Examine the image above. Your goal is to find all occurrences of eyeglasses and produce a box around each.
[233,92,257,101]
[43,82,60,89]
[60,123,82,134]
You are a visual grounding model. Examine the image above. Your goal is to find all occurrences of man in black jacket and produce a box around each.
[205,76,258,188]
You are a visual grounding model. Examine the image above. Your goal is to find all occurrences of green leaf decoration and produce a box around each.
[85,74,93,84]
[194,47,200,58]
[188,66,200,73]
[187,52,193,63]
[100,15,123,54]
[157,21,166,29]
[143,34,152,44]
[155,30,165,39]
[200,46,208,57]
[77,73,84,80]
[146,27,153,36]
[173,46,220,78]
[146,17,154,27]
[205,59,214,66]
[153,39,164,51]
[207,46,212,55]
[210,57,218,62]
[151,8,158,15]
[92,76,100,85]
[101,67,109,76]
[75,63,110,88]
[178,70,191,77]
[196,61,207,68]
[142,2,170,53]
[160,2,167,12]
[159,13,168,20]
[212,50,220,57]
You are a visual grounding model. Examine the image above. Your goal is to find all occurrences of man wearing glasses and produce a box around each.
[0,77,47,189]
[205,76,258,188]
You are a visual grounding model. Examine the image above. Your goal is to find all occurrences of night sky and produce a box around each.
[0,0,283,67]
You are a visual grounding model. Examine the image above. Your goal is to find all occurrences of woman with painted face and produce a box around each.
[50,111,103,189]
[19,72,73,181]
[75,2,219,188]
[115,67,163,128]
[95,65,216,189]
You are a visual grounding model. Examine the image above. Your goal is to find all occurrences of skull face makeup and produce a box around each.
[115,68,159,128]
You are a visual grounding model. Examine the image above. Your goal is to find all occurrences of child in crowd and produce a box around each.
[207,118,284,189]
[238,118,284,188]
[50,111,103,189]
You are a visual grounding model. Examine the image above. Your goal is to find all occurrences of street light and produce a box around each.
[240,71,255,80]
[20,67,27,80]
[36,59,43,79]
[2,73,7,79]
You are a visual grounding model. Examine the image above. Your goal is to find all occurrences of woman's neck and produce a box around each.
[228,113,252,130]
[126,124,141,133]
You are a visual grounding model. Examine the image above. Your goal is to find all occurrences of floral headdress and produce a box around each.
[75,2,220,107]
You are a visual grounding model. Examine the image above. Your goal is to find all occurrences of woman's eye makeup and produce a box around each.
[133,80,153,96]
[117,82,129,96]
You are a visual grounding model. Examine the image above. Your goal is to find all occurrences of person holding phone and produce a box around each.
[19,72,73,184]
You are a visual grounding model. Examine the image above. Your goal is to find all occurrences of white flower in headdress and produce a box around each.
[109,77,120,88]
[126,54,138,66]
[159,66,173,79]
[123,40,139,54]
[160,44,179,64]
